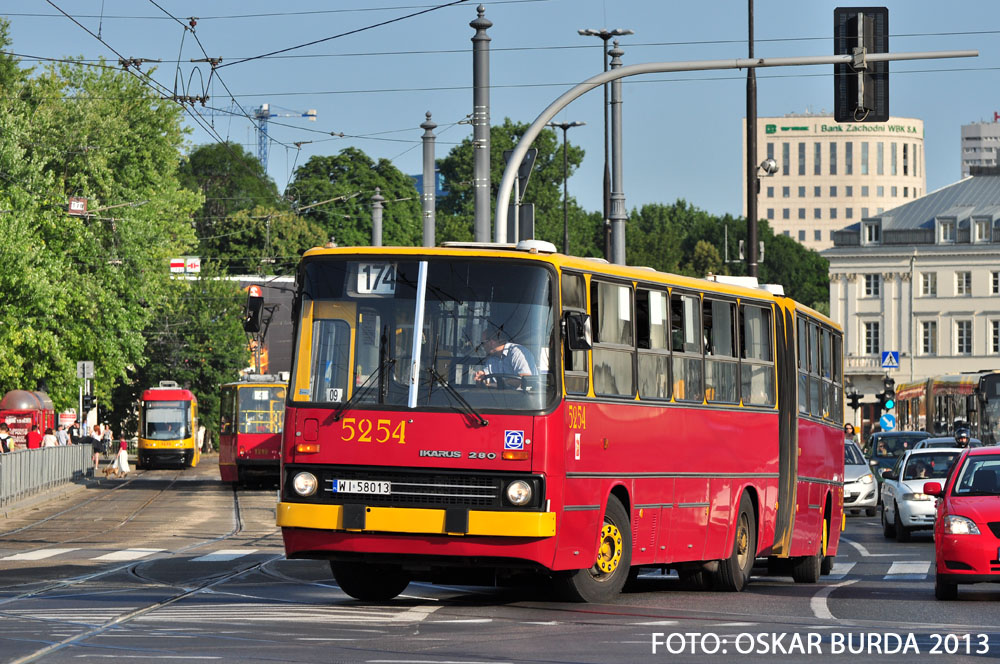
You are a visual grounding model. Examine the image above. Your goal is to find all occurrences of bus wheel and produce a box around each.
[330,561,410,601]
[554,495,631,602]
[715,492,756,592]
[791,517,827,584]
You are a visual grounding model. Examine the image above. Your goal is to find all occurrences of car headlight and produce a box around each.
[506,480,532,506]
[943,514,980,535]
[901,492,932,501]
[292,472,318,497]
[859,473,874,485]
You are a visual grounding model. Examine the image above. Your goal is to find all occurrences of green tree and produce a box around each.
[690,239,723,277]
[436,118,601,256]
[286,147,421,247]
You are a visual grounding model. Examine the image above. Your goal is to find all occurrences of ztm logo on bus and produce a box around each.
[504,430,524,450]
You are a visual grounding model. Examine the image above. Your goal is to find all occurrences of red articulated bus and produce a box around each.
[218,375,286,487]
[277,243,845,602]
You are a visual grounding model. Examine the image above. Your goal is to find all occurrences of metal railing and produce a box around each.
[0,445,92,508]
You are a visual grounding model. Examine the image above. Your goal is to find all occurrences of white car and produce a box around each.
[881,448,962,542]
[843,441,877,516]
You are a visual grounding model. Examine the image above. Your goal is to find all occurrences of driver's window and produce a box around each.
[311,319,351,403]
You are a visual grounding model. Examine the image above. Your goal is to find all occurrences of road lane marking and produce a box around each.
[191,549,258,562]
[885,561,931,580]
[810,579,858,620]
[94,548,164,561]
[839,536,914,557]
[828,562,855,579]
[632,620,679,626]
[1,548,79,561]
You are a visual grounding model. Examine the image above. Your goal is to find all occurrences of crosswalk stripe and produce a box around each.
[1,548,79,561]
[885,561,931,580]
[93,548,164,561]
[828,562,855,579]
[191,549,258,562]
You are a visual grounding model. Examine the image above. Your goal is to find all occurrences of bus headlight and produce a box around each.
[506,480,532,506]
[292,472,318,497]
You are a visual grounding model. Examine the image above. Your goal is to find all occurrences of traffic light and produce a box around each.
[881,376,896,411]
[244,284,264,333]
[834,7,889,123]
[847,391,862,411]
[82,395,95,411]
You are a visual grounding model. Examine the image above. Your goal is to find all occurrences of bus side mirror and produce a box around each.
[967,394,978,414]
[564,311,592,351]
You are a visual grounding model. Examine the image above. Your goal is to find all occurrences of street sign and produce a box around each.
[880,351,899,369]
[76,361,94,379]
[67,197,88,216]
[880,413,896,431]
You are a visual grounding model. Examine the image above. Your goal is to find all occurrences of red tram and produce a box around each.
[218,375,286,487]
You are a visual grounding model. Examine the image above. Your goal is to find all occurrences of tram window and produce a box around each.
[704,299,738,403]
[637,288,671,400]
[591,281,634,397]
[220,388,235,435]
[310,319,351,403]
[562,272,589,395]
[740,304,775,406]
[671,293,703,402]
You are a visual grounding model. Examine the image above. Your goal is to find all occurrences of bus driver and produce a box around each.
[474,326,536,386]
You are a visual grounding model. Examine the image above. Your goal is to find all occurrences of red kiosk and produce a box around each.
[0,390,56,449]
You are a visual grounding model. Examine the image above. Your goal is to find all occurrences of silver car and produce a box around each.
[881,448,962,541]
[843,440,877,516]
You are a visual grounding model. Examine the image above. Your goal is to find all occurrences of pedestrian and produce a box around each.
[26,425,42,450]
[0,423,12,453]
[197,424,207,454]
[69,419,81,445]
[102,424,113,455]
[41,427,58,448]
[110,437,131,477]
[89,424,103,471]
[55,424,70,446]
[844,423,856,443]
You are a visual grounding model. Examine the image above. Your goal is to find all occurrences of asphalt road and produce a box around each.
[2,461,999,663]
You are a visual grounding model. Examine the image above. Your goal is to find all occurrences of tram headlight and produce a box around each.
[506,480,532,506]
[292,472,318,497]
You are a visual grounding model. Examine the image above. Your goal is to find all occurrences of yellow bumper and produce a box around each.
[276,502,556,538]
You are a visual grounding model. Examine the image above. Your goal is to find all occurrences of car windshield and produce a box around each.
[951,454,1000,496]
[845,444,865,465]
[871,434,926,459]
[292,257,557,413]
[902,452,959,481]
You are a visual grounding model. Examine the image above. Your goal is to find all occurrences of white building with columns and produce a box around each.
[823,169,1000,400]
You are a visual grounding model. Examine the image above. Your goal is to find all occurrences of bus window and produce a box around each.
[591,281,634,397]
[671,292,703,402]
[562,272,589,395]
[704,299,738,404]
[797,317,808,413]
[311,319,351,403]
[636,288,670,400]
[740,304,775,406]
[809,322,822,417]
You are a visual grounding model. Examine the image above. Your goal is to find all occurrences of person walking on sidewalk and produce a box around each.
[0,423,12,453]
[41,428,58,448]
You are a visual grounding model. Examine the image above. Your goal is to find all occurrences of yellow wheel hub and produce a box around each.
[595,523,623,574]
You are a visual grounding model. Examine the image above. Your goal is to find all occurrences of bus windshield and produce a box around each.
[293,258,557,413]
[982,375,1000,446]
[239,385,285,434]
[143,400,190,440]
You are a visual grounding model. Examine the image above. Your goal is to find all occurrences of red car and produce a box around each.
[925,447,1000,600]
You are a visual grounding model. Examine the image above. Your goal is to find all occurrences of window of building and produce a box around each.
[830,186,837,197]
[766,208,774,220]
[798,230,806,241]
[992,271,1000,295]
[782,143,790,176]
[798,142,806,176]
[830,208,837,220]
[974,219,990,243]
[939,220,956,243]
[845,185,853,197]
[862,207,869,218]
[798,186,806,198]
[921,272,937,297]
[591,280,634,397]
[956,271,972,296]
[863,222,880,245]
[891,142,897,175]
[891,186,897,197]
[877,207,884,215]
[814,208,821,220]
[861,186,869,197]
[830,142,837,175]
[782,186,790,198]
[782,209,790,220]
[767,142,774,161]
[904,187,908,198]
[814,142,822,175]
[916,144,920,177]
[813,229,822,241]
[956,320,972,355]
[921,320,937,356]
[846,142,853,175]
[797,208,806,220]
[783,230,790,237]
[991,320,1000,355]
[861,142,869,175]
[846,208,854,219]
[864,321,880,355]
[877,142,884,175]
[864,274,881,297]
[814,186,821,197]
[903,143,909,175]
[877,186,885,197]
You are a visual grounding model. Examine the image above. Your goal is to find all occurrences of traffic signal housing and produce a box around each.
[82,394,95,412]
[244,284,264,333]
[847,391,862,411]
[878,377,896,412]
[834,7,889,123]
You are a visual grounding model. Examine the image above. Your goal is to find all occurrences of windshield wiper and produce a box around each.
[333,357,396,422]
[427,367,488,427]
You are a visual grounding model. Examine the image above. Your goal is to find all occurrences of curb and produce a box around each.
[0,473,105,519]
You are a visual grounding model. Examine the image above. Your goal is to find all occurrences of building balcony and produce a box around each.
[845,355,883,375]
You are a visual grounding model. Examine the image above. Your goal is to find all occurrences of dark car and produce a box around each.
[862,431,931,493]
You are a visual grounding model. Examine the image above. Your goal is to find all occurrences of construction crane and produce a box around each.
[254,104,318,171]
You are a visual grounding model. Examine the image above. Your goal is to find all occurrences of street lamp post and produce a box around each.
[578,27,633,261]
[547,121,586,254]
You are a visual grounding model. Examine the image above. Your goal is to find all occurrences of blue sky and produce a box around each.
[4,0,998,219]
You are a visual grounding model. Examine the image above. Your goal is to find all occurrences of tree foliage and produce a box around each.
[286,147,422,247]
